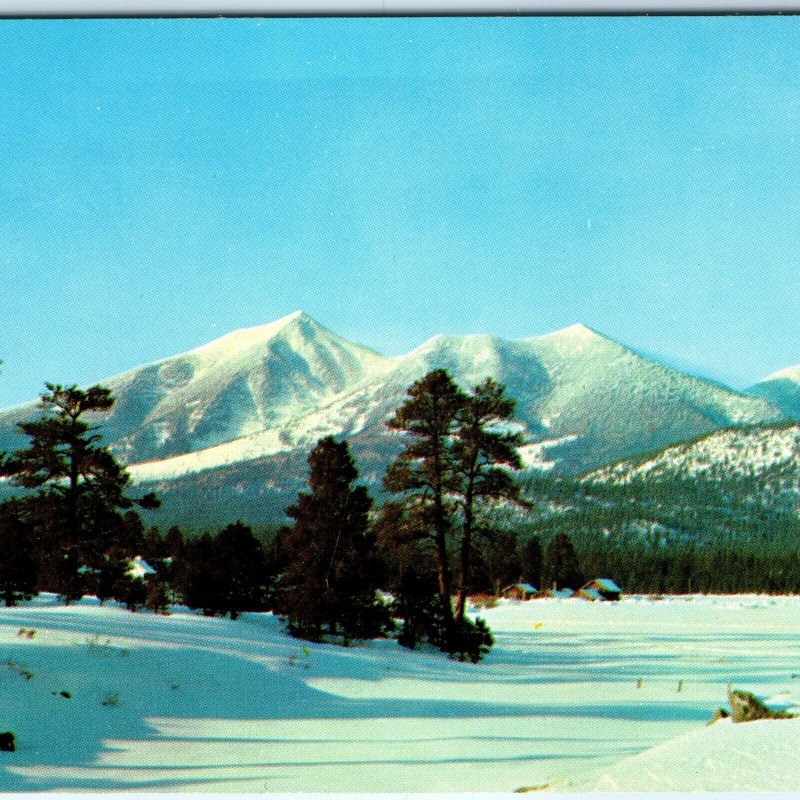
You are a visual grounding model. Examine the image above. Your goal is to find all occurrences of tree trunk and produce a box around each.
[430,395,454,635]
[454,483,474,622]
[433,494,454,633]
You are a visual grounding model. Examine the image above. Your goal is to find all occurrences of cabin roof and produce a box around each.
[126,556,156,579]
[591,578,622,593]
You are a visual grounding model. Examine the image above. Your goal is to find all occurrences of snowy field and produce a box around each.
[1,594,800,792]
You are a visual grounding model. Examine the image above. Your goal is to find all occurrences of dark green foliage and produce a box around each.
[214,521,268,620]
[443,616,494,663]
[481,529,523,595]
[385,369,466,636]
[392,584,493,663]
[452,378,525,621]
[520,535,543,587]
[84,511,146,603]
[542,532,583,590]
[181,523,267,618]
[0,500,36,607]
[183,533,218,614]
[0,384,159,602]
[143,525,187,600]
[116,575,147,612]
[278,437,390,643]
[393,574,445,651]
[145,579,171,615]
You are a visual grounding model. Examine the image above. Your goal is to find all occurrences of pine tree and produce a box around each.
[183,533,218,615]
[452,378,525,620]
[1,384,159,601]
[521,535,543,588]
[279,436,387,642]
[542,532,583,590]
[482,529,522,595]
[374,501,440,648]
[384,370,466,638]
[0,499,36,607]
[214,521,267,620]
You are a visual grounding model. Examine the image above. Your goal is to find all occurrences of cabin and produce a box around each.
[577,578,622,601]
[126,556,157,580]
[501,583,538,600]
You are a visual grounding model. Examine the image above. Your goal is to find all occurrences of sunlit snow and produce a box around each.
[2,594,800,792]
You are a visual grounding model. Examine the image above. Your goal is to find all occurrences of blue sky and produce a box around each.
[1,17,799,406]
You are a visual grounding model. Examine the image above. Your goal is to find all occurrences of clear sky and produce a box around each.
[1,17,799,407]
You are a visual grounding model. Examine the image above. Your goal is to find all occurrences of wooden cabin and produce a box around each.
[577,578,622,601]
[501,582,537,600]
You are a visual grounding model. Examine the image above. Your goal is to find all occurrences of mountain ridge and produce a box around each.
[0,313,793,528]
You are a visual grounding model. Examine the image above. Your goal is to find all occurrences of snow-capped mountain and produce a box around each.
[0,311,393,462]
[0,314,790,527]
[748,366,800,420]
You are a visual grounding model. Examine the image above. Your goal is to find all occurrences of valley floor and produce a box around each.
[1,594,800,792]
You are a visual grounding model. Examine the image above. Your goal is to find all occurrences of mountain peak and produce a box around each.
[757,365,800,385]
[528,322,612,354]
[188,310,308,359]
[545,322,602,339]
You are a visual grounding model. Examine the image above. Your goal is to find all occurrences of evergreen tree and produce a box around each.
[183,533,219,615]
[452,378,525,620]
[145,579,172,615]
[214,521,267,620]
[1,384,158,601]
[384,370,466,638]
[520,535,543,588]
[279,436,388,642]
[542,532,583,590]
[481,529,522,594]
[162,525,187,600]
[0,499,36,607]
[374,500,439,648]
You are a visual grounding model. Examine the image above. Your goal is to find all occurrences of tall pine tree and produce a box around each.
[452,378,525,621]
[384,369,466,637]
[278,436,387,643]
[1,384,158,601]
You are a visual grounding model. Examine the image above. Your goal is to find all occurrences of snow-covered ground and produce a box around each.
[1,594,800,792]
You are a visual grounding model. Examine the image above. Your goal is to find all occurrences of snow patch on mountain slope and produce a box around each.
[518,435,580,470]
[591,425,800,484]
[749,365,800,419]
[762,365,800,384]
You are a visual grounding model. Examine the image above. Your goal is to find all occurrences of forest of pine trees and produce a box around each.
[1,373,800,662]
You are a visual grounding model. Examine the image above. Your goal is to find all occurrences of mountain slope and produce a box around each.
[0,315,790,528]
[590,422,800,487]
[0,312,393,463]
[749,366,800,420]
